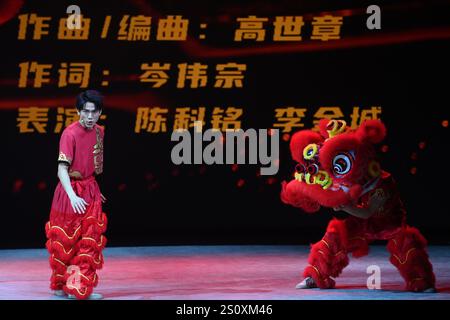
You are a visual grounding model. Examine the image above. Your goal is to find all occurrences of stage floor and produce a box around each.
[0,245,449,300]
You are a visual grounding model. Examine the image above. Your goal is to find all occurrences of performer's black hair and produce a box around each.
[76,90,104,111]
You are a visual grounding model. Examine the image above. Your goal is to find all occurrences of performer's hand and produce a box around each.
[69,194,89,214]
[101,193,107,203]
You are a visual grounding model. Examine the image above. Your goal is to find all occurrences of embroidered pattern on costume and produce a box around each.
[58,152,72,164]
[93,127,103,174]
[69,170,83,179]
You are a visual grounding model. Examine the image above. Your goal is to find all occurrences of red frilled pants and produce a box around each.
[45,176,107,299]
[303,215,435,292]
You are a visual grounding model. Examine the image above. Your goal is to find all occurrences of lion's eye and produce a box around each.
[332,153,353,176]
[303,144,318,160]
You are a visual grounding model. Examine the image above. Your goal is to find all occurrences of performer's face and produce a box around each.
[78,102,101,129]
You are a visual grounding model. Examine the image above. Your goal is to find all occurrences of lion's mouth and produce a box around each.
[294,170,353,193]
[330,183,350,193]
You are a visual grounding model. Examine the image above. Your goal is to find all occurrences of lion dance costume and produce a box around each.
[45,121,107,299]
[281,119,435,292]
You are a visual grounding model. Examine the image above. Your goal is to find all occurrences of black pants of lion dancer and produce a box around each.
[45,176,107,299]
[303,216,435,292]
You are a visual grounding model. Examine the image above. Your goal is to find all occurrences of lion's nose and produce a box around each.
[314,170,332,189]
[303,170,332,189]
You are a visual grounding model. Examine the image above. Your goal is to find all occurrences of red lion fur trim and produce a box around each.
[281,180,321,213]
[303,225,351,288]
[282,179,358,209]
[387,226,427,255]
[387,227,435,291]
[355,119,387,144]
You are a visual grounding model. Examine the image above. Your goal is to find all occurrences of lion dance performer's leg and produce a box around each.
[45,176,107,299]
[303,217,370,289]
[387,226,435,292]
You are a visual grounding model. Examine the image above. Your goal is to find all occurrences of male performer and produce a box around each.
[45,90,107,299]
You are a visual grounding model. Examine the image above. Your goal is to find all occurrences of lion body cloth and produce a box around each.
[281,119,435,292]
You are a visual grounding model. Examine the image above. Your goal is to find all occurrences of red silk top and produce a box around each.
[57,121,104,179]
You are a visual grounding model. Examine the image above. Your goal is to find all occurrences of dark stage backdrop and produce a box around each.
[1,0,449,248]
